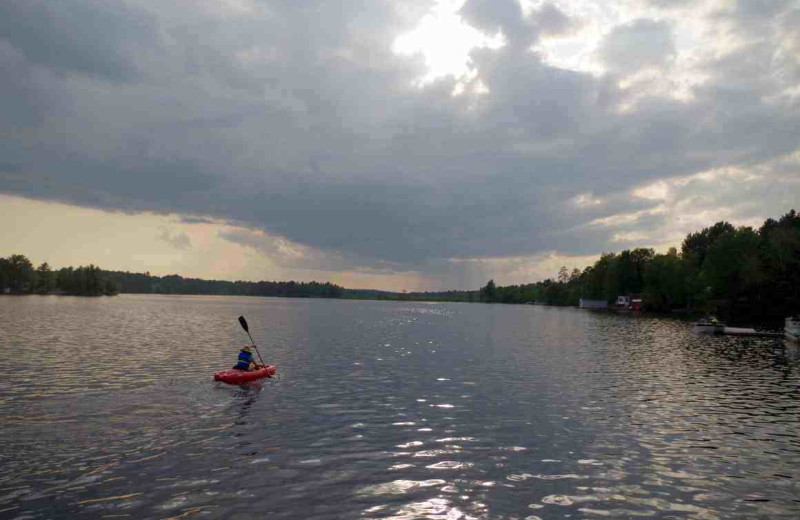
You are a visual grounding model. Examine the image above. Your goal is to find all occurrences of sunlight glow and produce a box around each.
[632,181,669,201]
[572,192,606,207]
[611,231,650,243]
[392,0,504,85]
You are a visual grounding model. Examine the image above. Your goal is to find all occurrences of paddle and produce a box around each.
[238,315,266,367]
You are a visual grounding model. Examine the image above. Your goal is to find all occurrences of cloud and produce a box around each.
[0,0,798,288]
[459,0,527,43]
[598,18,675,73]
[583,152,800,250]
[158,228,192,250]
[535,3,580,38]
[219,228,318,267]
[0,0,156,82]
[179,216,216,225]
[645,0,696,9]
[458,0,577,47]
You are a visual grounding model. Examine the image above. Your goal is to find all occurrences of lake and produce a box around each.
[1,294,799,519]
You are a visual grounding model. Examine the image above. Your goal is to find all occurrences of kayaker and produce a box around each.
[233,346,256,371]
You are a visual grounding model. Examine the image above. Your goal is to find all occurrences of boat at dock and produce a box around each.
[693,318,784,338]
[693,317,725,334]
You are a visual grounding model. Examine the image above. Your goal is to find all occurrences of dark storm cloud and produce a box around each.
[1,0,798,279]
[0,0,156,81]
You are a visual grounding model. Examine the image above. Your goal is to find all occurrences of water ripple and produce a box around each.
[1,296,799,519]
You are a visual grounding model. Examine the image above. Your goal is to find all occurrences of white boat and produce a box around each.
[786,316,800,343]
[694,317,725,334]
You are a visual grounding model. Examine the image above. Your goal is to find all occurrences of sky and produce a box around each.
[1,0,798,291]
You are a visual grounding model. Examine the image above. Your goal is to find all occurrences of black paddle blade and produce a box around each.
[238,315,249,332]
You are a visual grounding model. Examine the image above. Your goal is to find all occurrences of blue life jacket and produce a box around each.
[234,349,254,370]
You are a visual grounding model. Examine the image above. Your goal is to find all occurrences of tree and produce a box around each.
[480,279,497,302]
[0,257,9,291]
[602,254,621,302]
[85,264,102,295]
[644,250,686,311]
[577,253,613,301]
[56,267,74,293]
[104,278,120,296]
[703,226,763,299]
[35,262,54,294]
[758,209,800,314]
[629,247,655,293]
[6,254,35,293]
[681,221,735,268]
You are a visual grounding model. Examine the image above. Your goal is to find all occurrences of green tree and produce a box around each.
[6,254,35,293]
[86,264,102,295]
[643,248,685,311]
[480,279,497,302]
[758,209,800,314]
[681,221,735,269]
[0,257,9,291]
[35,262,54,294]
[628,247,655,293]
[56,267,74,293]
[104,278,120,296]
[602,254,621,302]
[703,226,763,299]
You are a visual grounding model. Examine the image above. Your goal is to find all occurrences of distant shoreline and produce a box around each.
[2,292,791,330]
[0,291,115,297]
[3,207,798,322]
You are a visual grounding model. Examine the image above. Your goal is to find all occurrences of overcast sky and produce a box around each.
[1,0,798,291]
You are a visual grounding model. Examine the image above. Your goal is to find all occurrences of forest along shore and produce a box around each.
[2,209,798,320]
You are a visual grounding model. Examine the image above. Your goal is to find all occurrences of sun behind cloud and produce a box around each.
[392,0,504,84]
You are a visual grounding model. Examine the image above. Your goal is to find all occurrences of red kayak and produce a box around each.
[214,364,276,384]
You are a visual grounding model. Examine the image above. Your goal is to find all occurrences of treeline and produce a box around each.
[342,289,473,302]
[0,255,118,296]
[104,271,343,298]
[4,209,798,318]
[0,257,345,298]
[478,210,800,322]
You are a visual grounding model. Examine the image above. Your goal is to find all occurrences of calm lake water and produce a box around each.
[1,295,799,520]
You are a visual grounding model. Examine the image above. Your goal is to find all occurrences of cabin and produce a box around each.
[616,294,643,312]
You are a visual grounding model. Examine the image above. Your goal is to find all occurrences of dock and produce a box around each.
[720,327,784,338]
[695,323,785,338]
